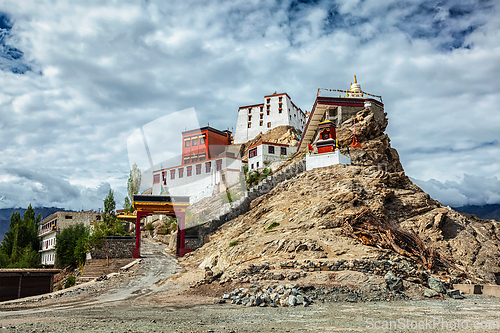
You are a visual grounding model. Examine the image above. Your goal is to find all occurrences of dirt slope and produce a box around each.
[183,109,500,285]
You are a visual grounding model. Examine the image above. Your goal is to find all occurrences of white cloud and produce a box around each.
[413,174,500,206]
[0,0,498,209]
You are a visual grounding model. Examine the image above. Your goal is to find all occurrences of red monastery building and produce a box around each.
[152,126,242,203]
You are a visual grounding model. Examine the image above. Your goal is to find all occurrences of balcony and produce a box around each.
[38,225,56,237]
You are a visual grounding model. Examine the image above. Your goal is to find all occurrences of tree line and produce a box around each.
[0,163,142,269]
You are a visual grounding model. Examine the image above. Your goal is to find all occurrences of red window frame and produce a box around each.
[205,162,211,173]
[170,170,175,180]
[249,148,257,158]
[196,164,202,175]
[178,168,184,178]
[216,159,222,171]
[153,174,160,184]
[187,166,192,177]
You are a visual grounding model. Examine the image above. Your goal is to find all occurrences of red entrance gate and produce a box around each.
[132,195,190,258]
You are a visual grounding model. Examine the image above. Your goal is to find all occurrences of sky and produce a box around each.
[0,0,499,210]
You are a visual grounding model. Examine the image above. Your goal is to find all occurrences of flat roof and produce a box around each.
[182,126,231,137]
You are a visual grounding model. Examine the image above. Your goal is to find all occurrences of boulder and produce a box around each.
[384,270,403,292]
[428,277,446,293]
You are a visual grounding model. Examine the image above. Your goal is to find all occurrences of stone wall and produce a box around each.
[90,237,135,259]
[194,159,306,245]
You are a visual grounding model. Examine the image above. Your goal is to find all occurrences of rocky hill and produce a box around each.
[182,108,500,289]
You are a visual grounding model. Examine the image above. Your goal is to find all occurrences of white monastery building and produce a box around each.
[248,142,297,171]
[234,92,306,144]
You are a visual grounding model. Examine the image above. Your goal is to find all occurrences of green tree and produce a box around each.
[123,196,133,214]
[127,163,141,202]
[0,204,40,268]
[55,223,88,268]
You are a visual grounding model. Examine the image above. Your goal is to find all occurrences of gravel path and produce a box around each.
[0,240,499,332]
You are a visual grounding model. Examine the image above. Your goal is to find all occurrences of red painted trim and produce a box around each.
[238,103,264,110]
[248,141,291,150]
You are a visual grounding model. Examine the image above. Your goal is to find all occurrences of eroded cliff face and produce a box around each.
[183,109,500,285]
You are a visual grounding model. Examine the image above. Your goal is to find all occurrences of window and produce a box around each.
[191,156,198,163]
[205,162,211,173]
[248,122,251,128]
[248,108,252,113]
[279,103,282,108]
[222,174,226,182]
[289,115,291,120]
[199,136,205,145]
[251,164,254,169]
[281,147,287,155]
[248,115,252,121]
[178,168,184,178]
[153,174,160,184]
[216,159,222,171]
[196,164,202,175]
[170,170,175,180]
[260,106,263,112]
[187,166,192,177]
[260,120,263,126]
[268,146,275,154]
[257,162,259,168]
[199,154,206,161]
[267,122,271,128]
[249,148,257,158]
[185,139,190,147]
[266,98,270,103]
[279,96,282,102]
[183,156,190,164]
[162,172,167,185]
[65,215,72,219]
[260,114,263,119]
[267,110,270,115]
[192,138,197,146]
[266,104,270,110]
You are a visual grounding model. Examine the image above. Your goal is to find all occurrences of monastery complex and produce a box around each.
[149,75,385,205]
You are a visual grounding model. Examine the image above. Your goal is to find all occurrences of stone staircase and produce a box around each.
[80,258,135,280]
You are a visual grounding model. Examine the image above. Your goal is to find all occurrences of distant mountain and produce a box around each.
[0,207,65,243]
[453,204,500,222]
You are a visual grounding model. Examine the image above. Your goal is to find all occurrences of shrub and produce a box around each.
[55,224,88,268]
[267,222,280,231]
[229,240,239,247]
[145,223,154,231]
[65,275,76,288]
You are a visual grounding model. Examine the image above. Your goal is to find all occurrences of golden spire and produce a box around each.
[348,75,362,97]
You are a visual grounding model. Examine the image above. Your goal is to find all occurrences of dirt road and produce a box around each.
[0,240,499,332]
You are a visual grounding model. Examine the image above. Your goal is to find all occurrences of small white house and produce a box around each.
[248,141,297,171]
[306,150,351,171]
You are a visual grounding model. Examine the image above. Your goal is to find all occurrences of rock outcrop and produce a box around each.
[182,109,500,286]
